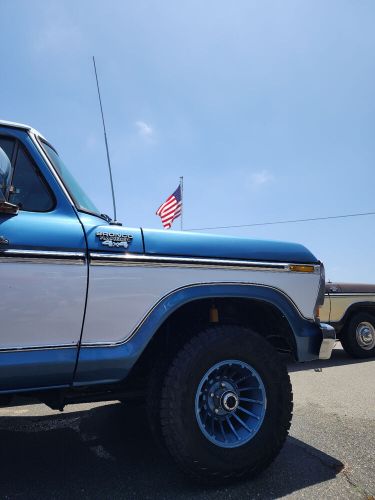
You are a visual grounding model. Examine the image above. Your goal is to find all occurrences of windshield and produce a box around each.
[40,140,100,215]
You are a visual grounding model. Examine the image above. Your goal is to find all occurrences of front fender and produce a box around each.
[74,283,322,385]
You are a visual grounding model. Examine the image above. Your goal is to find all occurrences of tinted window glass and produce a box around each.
[0,137,14,197]
[9,145,54,212]
[0,137,15,160]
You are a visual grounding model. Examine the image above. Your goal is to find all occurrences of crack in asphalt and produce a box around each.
[339,466,374,499]
[294,442,371,499]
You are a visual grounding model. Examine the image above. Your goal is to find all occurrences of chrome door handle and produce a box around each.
[0,236,9,245]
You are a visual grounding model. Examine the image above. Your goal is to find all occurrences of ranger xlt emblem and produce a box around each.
[96,232,133,249]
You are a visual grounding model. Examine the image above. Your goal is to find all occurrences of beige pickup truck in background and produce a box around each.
[320,283,375,358]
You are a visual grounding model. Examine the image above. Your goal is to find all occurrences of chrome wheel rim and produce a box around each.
[195,360,267,448]
[356,322,375,350]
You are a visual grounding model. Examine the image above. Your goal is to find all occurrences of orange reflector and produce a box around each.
[209,304,219,323]
[289,264,315,273]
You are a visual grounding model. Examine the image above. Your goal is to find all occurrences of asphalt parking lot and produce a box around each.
[0,346,374,500]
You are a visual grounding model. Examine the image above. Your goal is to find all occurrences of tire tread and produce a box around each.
[157,325,293,484]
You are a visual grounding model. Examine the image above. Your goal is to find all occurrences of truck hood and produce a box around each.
[142,229,319,264]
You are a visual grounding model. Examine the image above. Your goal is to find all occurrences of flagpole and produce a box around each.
[180,176,184,231]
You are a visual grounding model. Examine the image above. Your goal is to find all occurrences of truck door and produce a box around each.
[0,132,87,391]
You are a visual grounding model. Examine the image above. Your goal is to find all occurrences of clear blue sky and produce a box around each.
[1,0,374,282]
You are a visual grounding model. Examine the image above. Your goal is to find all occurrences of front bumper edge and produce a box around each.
[318,323,336,360]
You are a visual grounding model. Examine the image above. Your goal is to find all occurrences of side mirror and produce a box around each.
[0,191,19,215]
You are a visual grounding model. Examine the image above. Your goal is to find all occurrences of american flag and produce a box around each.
[156,185,182,229]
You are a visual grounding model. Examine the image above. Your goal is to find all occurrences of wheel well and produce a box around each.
[125,297,296,391]
[338,304,375,336]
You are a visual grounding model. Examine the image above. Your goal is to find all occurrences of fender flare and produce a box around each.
[333,301,375,334]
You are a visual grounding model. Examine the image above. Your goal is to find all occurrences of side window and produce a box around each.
[0,137,14,197]
[9,144,54,212]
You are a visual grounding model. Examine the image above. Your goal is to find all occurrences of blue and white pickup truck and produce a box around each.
[0,120,335,484]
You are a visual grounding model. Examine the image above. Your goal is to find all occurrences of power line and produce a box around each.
[187,210,375,231]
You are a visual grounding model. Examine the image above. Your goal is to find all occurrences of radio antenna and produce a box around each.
[92,56,119,224]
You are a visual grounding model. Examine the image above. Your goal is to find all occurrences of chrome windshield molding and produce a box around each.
[90,252,303,272]
[0,344,77,353]
[29,132,76,208]
[82,282,303,348]
[0,249,86,265]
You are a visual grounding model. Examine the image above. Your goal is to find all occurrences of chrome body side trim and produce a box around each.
[0,249,86,265]
[0,344,77,353]
[325,293,375,297]
[89,252,320,273]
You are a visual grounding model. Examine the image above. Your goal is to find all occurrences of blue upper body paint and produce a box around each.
[142,228,319,263]
[80,215,319,266]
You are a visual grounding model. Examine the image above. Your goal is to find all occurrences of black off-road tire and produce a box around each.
[146,357,169,454]
[341,312,375,358]
[146,320,206,453]
[152,325,293,484]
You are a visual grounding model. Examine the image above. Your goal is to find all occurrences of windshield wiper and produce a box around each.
[100,213,112,223]
[100,213,122,226]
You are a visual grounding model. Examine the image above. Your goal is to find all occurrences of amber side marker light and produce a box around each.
[289,264,315,273]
